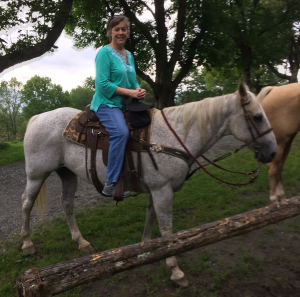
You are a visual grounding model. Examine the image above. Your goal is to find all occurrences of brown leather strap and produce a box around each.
[89,130,104,194]
[125,143,142,192]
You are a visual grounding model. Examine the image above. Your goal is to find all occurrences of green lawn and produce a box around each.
[0,135,300,296]
[0,141,24,166]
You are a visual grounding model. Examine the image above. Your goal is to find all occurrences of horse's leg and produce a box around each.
[142,194,157,242]
[21,178,45,254]
[56,167,94,254]
[276,134,296,202]
[151,184,188,287]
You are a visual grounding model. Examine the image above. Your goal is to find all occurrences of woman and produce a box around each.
[90,15,146,197]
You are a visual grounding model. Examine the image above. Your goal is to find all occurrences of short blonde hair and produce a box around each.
[106,15,130,42]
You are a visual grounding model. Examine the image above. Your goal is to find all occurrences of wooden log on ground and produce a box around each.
[17,196,300,297]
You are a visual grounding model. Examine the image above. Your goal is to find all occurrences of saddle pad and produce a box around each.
[62,111,86,146]
[62,109,156,148]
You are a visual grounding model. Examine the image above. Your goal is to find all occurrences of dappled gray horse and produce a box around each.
[21,83,277,286]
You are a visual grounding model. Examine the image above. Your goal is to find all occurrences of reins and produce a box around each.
[160,101,273,186]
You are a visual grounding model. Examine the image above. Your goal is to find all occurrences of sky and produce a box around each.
[0,32,98,92]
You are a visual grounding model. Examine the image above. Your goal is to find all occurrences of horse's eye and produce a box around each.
[253,114,262,122]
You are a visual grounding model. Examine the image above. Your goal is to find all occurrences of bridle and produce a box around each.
[160,98,273,186]
[239,101,273,158]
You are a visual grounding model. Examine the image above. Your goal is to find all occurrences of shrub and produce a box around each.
[0,142,9,151]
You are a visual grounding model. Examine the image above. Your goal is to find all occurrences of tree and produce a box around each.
[223,0,300,87]
[267,22,300,83]
[0,0,73,73]
[21,75,70,119]
[65,0,230,108]
[69,86,94,110]
[0,77,23,136]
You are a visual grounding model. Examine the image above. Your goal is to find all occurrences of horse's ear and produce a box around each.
[238,82,250,104]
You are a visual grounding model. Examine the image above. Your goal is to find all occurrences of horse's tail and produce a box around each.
[34,182,49,219]
[257,86,275,103]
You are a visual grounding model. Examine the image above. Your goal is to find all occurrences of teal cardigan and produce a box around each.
[90,45,140,111]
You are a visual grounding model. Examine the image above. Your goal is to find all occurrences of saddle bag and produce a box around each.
[127,98,152,128]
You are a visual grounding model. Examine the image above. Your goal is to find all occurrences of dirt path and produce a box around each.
[0,136,243,242]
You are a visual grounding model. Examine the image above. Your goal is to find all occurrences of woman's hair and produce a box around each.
[106,15,130,41]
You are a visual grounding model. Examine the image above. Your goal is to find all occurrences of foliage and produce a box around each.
[175,64,287,105]
[220,0,300,86]
[0,0,73,73]
[0,141,9,151]
[21,75,70,120]
[69,86,94,111]
[0,140,24,166]
[0,77,23,136]
[137,76,154,106]
[83,76,95,90]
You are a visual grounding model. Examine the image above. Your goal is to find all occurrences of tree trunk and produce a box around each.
[153,84,176,109]
[17,196,300,297]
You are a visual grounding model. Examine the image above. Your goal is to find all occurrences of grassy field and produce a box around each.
[0,136,300,296]
[0,141,24,166]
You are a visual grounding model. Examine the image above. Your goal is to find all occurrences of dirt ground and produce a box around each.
[1,135,300,296]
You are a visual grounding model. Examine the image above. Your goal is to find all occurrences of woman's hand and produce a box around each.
[135,88,146,100]
[115,87,146,99]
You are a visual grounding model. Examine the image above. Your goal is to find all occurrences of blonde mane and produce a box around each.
[162,94,238,140]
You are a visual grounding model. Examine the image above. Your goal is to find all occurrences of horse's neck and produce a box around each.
[152,98,233,158]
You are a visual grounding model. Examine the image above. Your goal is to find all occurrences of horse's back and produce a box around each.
[261,84,300,136]
[24,107,81,176]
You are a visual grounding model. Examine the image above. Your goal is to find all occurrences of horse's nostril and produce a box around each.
[270,152,277,160]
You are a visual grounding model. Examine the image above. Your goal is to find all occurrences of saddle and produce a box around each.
[70,105,157,202]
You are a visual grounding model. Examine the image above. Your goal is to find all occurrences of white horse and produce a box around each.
[21,83,277,286]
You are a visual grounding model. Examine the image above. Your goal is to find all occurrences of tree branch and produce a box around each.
[266,62,290,80]
[168,0,187,74]
[0,0,73,74]
[118,0,158,52]
[135,0,155,18]
[135,67,155,90]
[154,0,168,61]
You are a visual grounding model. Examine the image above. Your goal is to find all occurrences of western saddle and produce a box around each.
[74,105,157,202]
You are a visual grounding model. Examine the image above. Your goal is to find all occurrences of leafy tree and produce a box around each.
[175,64,286,105]
[69,86,94,110]
[0,77,22,136]
[65,0,230,108]
[21,75,70,119]
[267,22,300,83]
[83,76,95,90]
[223,0,300,87]
[0,0,73,73]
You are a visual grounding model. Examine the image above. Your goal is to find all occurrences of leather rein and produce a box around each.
[160,101,273,186]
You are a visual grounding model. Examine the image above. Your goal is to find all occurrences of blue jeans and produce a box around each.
[96,104,129,183]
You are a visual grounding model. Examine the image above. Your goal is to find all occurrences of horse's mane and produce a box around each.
[257,86,275,103]
[162,94,238,140]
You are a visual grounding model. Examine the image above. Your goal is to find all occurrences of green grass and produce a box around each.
[1,135,300,296]
[0,141,24,166]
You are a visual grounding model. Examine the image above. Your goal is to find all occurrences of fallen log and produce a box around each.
[17,196,300,297]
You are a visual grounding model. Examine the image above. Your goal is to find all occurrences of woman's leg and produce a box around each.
[96,104,129,183]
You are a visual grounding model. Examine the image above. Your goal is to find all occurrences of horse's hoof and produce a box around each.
[173,276,189,287]
[22,244,36,255]
[79,244,94,254]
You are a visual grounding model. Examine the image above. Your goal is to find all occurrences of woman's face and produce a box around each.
[110,21,128,47]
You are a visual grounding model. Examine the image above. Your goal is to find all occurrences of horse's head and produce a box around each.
[229,83,277,163]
